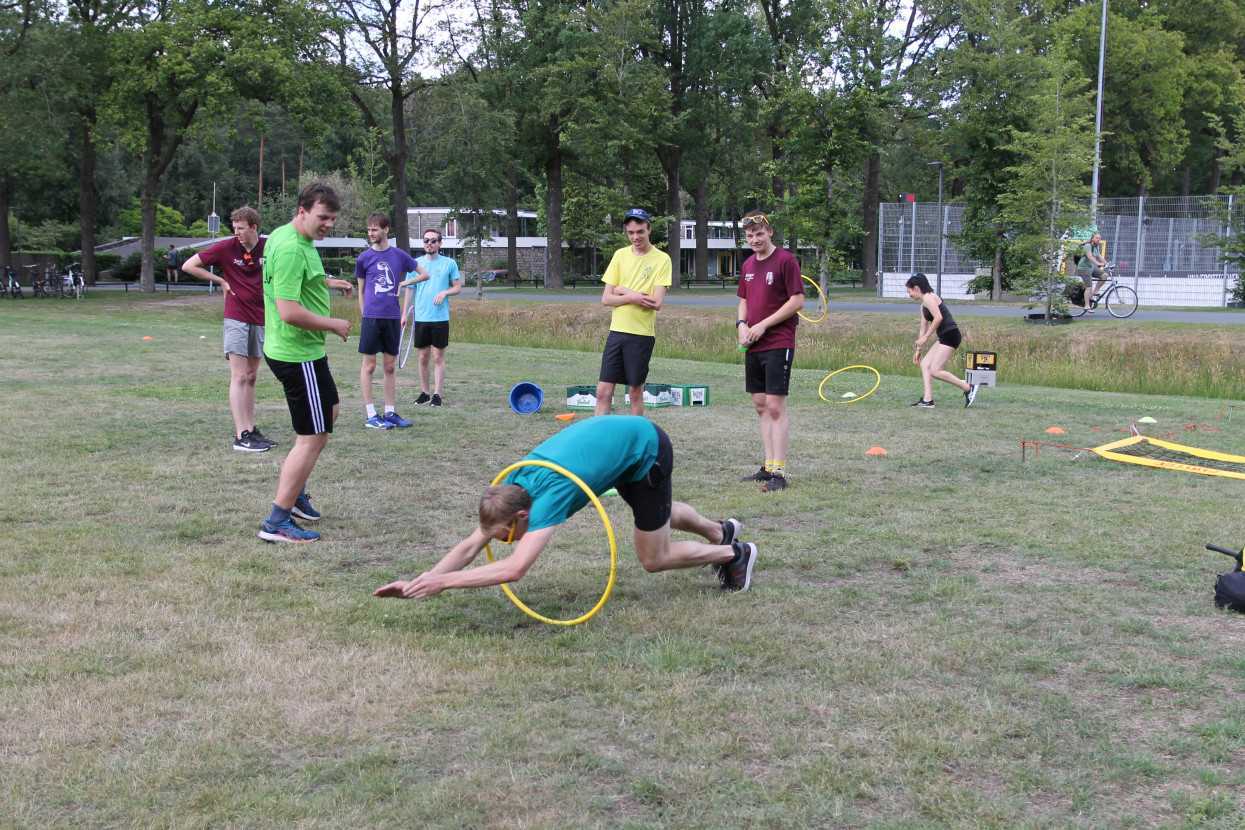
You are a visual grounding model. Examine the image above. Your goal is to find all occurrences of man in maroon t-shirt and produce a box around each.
[734,213,805,492]
[180,206,275,453]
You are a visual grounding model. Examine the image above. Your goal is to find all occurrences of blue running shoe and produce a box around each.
[291,493,321,522]
[384,411,413,428]
[258,517,320,543]
[365,415,394,429]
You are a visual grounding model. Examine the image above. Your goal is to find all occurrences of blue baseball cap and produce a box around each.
[623,208,651,224]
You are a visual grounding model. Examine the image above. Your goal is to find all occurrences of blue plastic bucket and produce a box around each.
[509,382,544,414]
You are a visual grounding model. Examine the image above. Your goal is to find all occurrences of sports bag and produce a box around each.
[1208,544,1245,613]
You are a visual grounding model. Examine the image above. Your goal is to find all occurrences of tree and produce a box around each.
[996,46,1096,320]
[103,0,335,292]
[332,0,447,252]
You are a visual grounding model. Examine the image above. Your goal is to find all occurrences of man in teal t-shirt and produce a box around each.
[374,415,760,600]
[257,182,357,544]
[398,228,463,407]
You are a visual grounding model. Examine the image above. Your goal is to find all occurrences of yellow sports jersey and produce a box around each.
[601,246,672,336]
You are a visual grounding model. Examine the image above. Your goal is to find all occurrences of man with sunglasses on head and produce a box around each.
[735,212,805,492]
[399,229,462,408]
[180,206,276,453]
[372,415,758,601]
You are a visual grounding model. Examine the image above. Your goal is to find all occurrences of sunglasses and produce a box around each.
[241,251,256,267]
[741,214,771,227]
[423,237,441,244]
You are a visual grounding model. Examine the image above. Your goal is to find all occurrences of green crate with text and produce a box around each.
[669,384,710,407]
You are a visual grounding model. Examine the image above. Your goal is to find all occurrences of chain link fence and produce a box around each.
[878,196,1242,306]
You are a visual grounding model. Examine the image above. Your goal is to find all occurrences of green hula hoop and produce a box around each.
[484,459,618,626]
[798,274,827,323]
[818,365,881,403]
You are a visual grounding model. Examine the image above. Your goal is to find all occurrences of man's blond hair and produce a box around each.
[478,484,531,528]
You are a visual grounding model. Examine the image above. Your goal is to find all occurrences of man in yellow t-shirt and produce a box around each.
[595,208,672,416]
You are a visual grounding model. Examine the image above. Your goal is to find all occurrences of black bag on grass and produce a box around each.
[1208,544,1245,613]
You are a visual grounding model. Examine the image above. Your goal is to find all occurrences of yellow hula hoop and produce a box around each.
[484,459,618,626]
[798,274,827,323]
[818,365,881,403]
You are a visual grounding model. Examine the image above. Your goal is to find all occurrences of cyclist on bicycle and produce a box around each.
[1076,231,1107,313]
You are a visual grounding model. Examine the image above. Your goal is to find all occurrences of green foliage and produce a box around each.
[20,220,79,252]
[117,199,188,237]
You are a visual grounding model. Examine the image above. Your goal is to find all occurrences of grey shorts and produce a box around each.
[224,319,264,358]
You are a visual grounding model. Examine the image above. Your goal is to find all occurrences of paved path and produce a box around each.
[486,290,1245,325]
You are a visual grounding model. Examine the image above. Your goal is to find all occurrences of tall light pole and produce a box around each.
[928,161,944,295]
[1091,0,1108,220]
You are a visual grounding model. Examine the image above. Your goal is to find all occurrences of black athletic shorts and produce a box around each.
[744,347,793,396]
[413,320,449,350]
[358,317,401,356]
[266,355,339,435]
[599,330,655,387]
[615,424,674,532]
[937,327,962,349]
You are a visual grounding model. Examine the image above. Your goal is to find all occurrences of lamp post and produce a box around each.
[1091,0,1108,220]
[928,161,944,295]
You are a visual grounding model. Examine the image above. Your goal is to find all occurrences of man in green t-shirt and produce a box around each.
[257,182,357,543]
[594,208,672,416]
[373,415,758,600]
[1075,231,1107,313]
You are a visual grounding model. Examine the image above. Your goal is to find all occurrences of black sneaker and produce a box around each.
[250,428,278,448]
[740,466,772,482]
[761,472,788,492]
[710,518,743,579]
[430,394,443,407]
[911,399,935,408]
[720,542,757,591]
[415,392,431,405]
[233,430,271,453]
[964,385,979,408]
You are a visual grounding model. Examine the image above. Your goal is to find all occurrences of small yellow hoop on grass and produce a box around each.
[798,274,827,323]
[484,459,618,626]
[818,365,881,403]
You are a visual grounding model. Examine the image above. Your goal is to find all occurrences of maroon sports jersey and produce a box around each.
[736,247,802,351]
[198,236,267,326]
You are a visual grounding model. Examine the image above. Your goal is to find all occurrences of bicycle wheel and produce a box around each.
[1068,301,1088,318]
[11,283,23,299]
[398,309,416,369]
[1106,285,1137,318]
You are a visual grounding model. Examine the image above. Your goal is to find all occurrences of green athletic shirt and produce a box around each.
[506,416,659,531]
[262,222,330,363]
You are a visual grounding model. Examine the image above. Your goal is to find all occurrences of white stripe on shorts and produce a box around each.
[301,361,325,434]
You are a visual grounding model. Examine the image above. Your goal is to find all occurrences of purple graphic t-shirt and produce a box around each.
[355,246,418,319]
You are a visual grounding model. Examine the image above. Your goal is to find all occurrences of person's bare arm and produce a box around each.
[275,299,350,341]
[373,525,557,598]
[743,293,804,345]
[179,254,227,293]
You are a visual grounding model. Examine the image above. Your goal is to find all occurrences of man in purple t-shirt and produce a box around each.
[355,211,428,429]
[734,212,805,492]
[180,206,276,453]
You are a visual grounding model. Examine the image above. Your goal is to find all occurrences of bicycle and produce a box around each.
[1067,262,1137,319]
[66,262,85,299]
[5,265,26,299]
[31,266,50,298]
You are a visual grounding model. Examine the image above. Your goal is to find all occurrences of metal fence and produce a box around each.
[878,196,1241,306]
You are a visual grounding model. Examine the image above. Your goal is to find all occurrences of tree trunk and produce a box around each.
[861,152,880,290]
[140,155,159,293]
[389,85,410,252]
[992,233,1004,302]
[657,145,682,288]
[694,175,708,280]
[499,164,518,300]
[545,145,564,289]
[0,175,11,269]
[79,119,98,285]
[769,133,784,249]
[1210,146,1223,194]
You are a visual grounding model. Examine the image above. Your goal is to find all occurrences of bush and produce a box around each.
[321,257,357,277]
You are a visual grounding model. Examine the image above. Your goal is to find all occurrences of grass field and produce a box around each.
[2,293,1244,828]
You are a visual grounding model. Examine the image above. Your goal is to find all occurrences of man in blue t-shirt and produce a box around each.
[374,416,759,600]
[398,228,462,407]
[355,212,428,429]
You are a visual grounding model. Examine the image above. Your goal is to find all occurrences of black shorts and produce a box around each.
[615,425,673,532]
[414,320,449,350]
[937,327,962,349]
[599,331,655,387]
[266,355,339,435]
[744,347,793,396]
[358,317,401,356]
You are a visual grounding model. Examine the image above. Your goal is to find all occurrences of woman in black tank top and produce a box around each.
[905,273,978,408]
